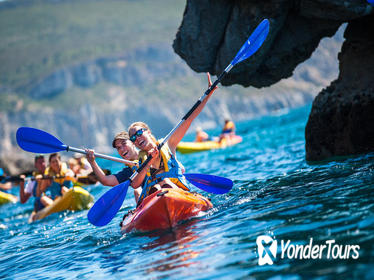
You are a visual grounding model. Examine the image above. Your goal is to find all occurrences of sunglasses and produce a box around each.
[130,128,146,142]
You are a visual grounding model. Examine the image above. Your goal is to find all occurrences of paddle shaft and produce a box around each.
[131,67,232,179]
[139,20,270,172]
[66,146,137,166]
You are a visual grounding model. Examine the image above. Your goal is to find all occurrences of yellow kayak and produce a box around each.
[0,191,18,205]
[29,186,94,222]
[177,135,242,154]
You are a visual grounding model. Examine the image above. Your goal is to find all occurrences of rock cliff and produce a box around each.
[173,0,374,161]
[306,16,374,161]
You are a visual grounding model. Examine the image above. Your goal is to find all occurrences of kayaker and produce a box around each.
[19,155,50,212]
[68,155,92,177]
[73,153,92,175]
[218,118,236,142]
[68,158,80,175]
[85,131,151,203]
[195,126,209,142]
[37,153,74,206]
[128,73,217,203]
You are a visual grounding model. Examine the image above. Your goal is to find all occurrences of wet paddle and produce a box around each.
[16,127,137,166]
[88,19,270,226]
[184,173,232,194]
[0,169,110,185]
[0,170,34,183]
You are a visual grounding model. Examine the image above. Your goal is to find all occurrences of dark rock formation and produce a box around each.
[173,0,374,160]
[305,16,374,161]
[173,0,372,88]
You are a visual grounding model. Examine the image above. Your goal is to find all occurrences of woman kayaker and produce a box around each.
[37,153,74,207]
[128,73,217,203]
[85,131,152,203]
[218,118,236,142]
[19,155,50,211]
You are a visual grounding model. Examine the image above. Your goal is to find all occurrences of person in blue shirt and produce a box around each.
[85,131,152,203]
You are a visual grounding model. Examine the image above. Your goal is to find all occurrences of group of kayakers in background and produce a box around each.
[195,119,236,143]
[1,153,92,214]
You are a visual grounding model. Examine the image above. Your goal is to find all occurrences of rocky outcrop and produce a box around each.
[173,0,374,160]
[305,16,374,161]
[173,0,372,88]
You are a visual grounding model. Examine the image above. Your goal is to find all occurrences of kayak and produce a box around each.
[177,135,242,154]
[0,191,18,205]
[121,188,213,233]
[29,186,94,222]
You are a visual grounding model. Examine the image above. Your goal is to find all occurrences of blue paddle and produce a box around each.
[88,19,270,226]
[87,181,130,226]
[16,127,137,166]
[16,126,232,190]
[184,173,232,194]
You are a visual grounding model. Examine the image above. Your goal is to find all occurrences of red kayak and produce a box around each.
[121,188,213,232]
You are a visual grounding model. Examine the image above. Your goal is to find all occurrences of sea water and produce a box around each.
[1,105,373,279]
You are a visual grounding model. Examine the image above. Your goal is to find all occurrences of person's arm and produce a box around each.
[0,182,12,191]
[168,73,217,154]
[130,148,158,189]
[65,168,75,179]
[19,177,32,204]
[85,149,119,186]
[37,177,51,197]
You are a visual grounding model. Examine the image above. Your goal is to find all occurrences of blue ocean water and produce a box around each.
[1,105,373,279]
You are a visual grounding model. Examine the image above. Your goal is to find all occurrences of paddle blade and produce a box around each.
[230,19,269,66]
[16,127,67,153]
[87,181,130,226]
[185,173,233,194]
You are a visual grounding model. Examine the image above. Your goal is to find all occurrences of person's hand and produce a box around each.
[35,174,43,180]
[207,72,218,94]
[45,179,52,186]
[85,149,95,164]
[147,148,159,166]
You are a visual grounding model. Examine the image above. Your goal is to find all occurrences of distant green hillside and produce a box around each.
[0,0,185,88]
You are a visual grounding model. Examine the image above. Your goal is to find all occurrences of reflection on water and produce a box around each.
[142,220,202,274]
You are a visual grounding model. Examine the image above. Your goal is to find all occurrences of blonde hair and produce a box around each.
[128,122,151,134]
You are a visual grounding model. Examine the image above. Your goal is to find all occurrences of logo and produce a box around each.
[256,235,277,265]
[256,235,360,265]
